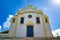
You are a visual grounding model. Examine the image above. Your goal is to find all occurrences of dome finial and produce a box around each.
[28,5,32,9]
[28,3,32,9]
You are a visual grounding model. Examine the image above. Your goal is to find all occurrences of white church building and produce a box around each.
[9,6,53,37]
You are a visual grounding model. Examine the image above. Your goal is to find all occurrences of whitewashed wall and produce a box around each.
[9,12,52,37]
[15,13,45,37]
[45,23,53,37]
[9,23,16,37]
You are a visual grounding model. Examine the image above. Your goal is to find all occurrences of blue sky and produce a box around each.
[0,0,60,36]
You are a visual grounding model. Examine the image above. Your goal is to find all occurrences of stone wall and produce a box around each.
[0,34,8,37]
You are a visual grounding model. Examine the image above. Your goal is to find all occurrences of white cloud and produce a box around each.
[50,0,60,6]
[0,26,1,30]
[0,26,1,32]
[43,8,48,10]
[3,15,13,28]
[41,8,48,10]
[52,29,60,37]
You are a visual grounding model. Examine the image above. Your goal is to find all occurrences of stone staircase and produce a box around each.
[0,37,60,40]
[0,34,60,40]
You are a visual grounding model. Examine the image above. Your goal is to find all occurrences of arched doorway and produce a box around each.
[26,21,34,37]
[27,25,33,37]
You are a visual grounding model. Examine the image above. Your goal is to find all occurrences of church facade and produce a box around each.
[9,6,53,37]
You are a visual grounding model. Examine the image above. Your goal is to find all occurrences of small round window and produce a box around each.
[28,15,32,18]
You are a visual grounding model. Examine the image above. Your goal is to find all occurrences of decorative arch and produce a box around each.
[26,21,34,26]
